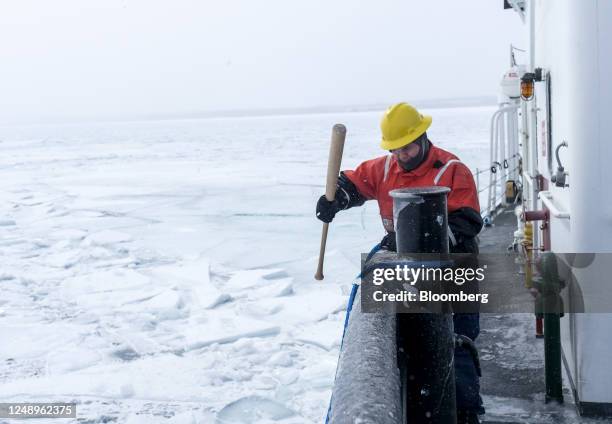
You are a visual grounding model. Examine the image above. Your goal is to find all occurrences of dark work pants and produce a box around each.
[452,237,484,414]
[453,313,484,414]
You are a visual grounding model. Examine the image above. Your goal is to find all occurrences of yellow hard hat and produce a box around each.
[380,103,432,150]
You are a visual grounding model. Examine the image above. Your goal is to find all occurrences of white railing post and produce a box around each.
[486,105,520,219]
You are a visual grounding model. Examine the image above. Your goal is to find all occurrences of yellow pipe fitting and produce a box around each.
[523,222,534,288]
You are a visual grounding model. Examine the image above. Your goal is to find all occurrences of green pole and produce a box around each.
[539,252,564,404]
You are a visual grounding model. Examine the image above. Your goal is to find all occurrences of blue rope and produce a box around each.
[324,243,381,423]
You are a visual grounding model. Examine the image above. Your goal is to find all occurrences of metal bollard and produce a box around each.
[390,187,457,424]
[391,187,450,254]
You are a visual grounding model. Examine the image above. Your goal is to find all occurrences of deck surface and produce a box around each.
[477,208,604,423]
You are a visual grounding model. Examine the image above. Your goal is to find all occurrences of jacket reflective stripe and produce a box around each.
[341,145,481,230]
[434,159,461,185]
[448,225,457,246]
[339,187,351,210]
[383,155,393,182]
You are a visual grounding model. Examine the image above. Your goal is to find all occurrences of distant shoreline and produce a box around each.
[1,96,497,127]
[150,95,498,120]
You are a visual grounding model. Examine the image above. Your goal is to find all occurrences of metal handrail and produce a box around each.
[538,191,570,219]
[471,154,520,177]
[485,104,521,218]
[477,165,520,194]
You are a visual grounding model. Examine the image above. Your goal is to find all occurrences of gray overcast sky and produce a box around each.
[0,0,526,124]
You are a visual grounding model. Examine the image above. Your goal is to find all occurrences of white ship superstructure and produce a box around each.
[497,0,612,416]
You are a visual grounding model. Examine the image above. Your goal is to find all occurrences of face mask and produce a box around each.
[395,136,430,171]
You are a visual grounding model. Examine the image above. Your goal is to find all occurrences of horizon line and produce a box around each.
[0,95,498,127]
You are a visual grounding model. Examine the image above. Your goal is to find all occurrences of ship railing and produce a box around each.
[472,159,521,221]
[481,103,522,220]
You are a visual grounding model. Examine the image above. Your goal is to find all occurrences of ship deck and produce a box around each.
[477,207,603,423]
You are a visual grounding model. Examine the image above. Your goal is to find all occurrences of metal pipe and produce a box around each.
[397,314,456,424]
[522,222,534,289]
[523,208,551,252]
[500,112,508,193]
[544,310,564,405]
[524,209,549,222]
[538,191,570,219]
[535,316,544,339]
[537,253,564,404]
[529,0,535,71]
[390,187,457,424]
[488,105,519,216]
[490,109,500,215]
[510,108,519,181]
[390,187,450,254]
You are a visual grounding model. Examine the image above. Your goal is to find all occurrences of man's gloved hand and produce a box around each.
[315,172,366,223]
[316,195,344,223]
[380,232,397,252]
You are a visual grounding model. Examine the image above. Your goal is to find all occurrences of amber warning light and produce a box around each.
[521,72,535,100]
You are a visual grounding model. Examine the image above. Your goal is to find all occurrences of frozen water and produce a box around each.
[0,106,497,422]
[216,395,299,424]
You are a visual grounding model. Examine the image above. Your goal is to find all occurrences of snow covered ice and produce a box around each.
[0,106,495,423]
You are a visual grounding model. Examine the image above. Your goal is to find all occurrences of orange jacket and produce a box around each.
[343,144,480,232]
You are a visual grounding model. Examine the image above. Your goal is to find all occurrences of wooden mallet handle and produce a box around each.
[315,124,347,280]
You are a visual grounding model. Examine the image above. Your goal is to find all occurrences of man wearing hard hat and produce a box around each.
[316,103,484,423]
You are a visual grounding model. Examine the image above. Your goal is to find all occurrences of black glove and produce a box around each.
[380,232,397,252]
[448,207,483,254]
[316,195,344,223]
[315,172,366,223]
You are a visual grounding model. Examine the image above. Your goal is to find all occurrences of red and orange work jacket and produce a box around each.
[343,144,480,233]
